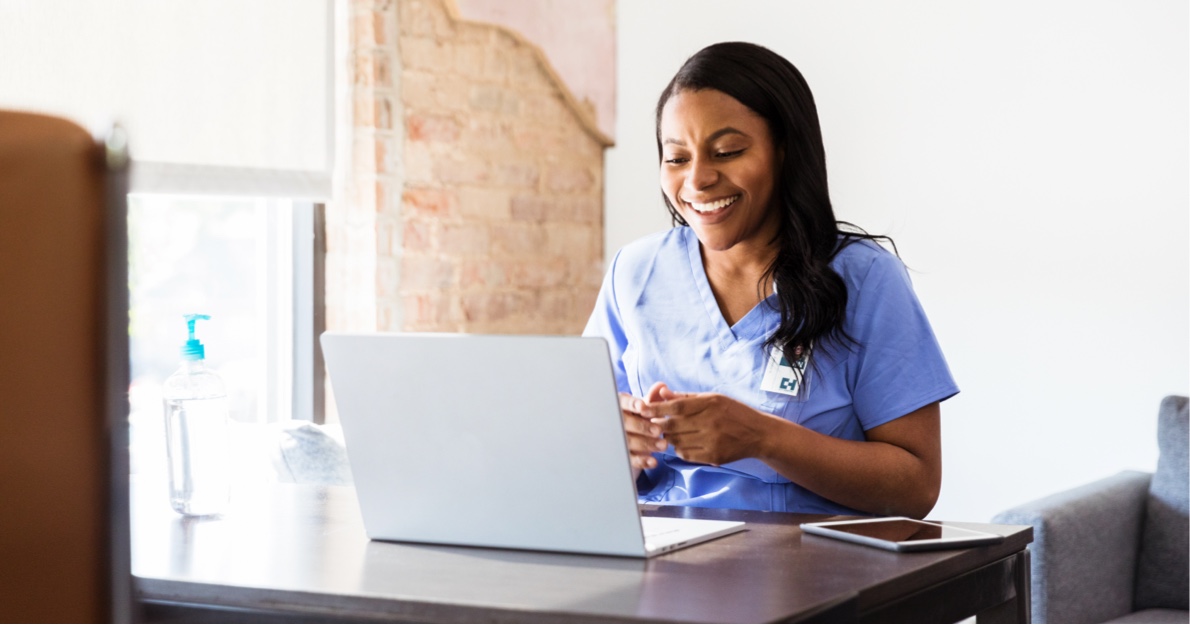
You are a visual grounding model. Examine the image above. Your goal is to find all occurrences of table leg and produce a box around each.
[976,550,1031,623]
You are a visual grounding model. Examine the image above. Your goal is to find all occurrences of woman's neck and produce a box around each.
[700,240,778,327]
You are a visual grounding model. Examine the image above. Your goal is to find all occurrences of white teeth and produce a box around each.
[688,195,739,213]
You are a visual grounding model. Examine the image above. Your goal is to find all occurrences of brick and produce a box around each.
[570,196,602,224]
[562,127,604,159]
[376,256,399,297]
[375,177,397,214]
[545,165,594,193]
[374,95,395,130]
[459,259,507,289]
[491,223,545,256]
[469,85,520,116]
[398,0,454,38]
[354,0,394,12]
[498,163,540,188]
[508,51,545,85]
[481,47,509,83]
[377,10,395,46]
[353,92,394,130]
[539,290,571,322]
[377,299,402,332]
[400,36,449,72]
[375,218,395,256]
[400,71,434,107]
[454,43,487,78]
[434,158,491,185]
[396,0,432,36]
[457,187,511,220]
[402,292,452,328]
[573,288,599,322]
[402,141,434,184]
[353,92,374,128]
[570,257,606,289]
[352,136,377,174]
[451,21,492,45]
[439,222,491,256]
[461,291,536,323]
[353,10,392,47]
[402,218,434,253]
[511,127,565,153]
[353,50,393,88]
[407,113,459,142]
[509,195,550,222]
[399,255,456,290]
[545,223,596,258]
[462,118,515,157]
[520,93,568,123]
[376,138,395,174]
[509,259,566,289]
[402,187,456,218]
[348,174,375,213]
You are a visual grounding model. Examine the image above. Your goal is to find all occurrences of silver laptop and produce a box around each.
[321,332,745,558]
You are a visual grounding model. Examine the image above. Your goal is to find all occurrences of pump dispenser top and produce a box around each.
[181,313,210,361]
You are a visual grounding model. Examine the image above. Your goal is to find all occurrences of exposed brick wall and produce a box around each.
[328,0,609,349]
[394,0,608,334]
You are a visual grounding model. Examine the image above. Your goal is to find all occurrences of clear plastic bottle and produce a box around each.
[162,314,230,516]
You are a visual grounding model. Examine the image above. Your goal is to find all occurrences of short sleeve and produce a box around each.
[843,248,959,431]
[583,248,632,395]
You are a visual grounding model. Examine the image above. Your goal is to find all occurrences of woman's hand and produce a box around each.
[619,382,670,472]
[638,383,942,518]
[637,383,778,466]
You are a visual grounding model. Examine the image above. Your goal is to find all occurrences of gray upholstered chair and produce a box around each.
[993,395,1189,624]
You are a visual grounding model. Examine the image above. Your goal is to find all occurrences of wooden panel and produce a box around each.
[0,111,113,623]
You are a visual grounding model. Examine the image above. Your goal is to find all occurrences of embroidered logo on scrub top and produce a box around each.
[761,344,810,397]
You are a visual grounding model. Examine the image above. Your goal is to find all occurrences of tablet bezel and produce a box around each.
[799,517,1005,552]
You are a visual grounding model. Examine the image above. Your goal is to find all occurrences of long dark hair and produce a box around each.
[655,41,894,364]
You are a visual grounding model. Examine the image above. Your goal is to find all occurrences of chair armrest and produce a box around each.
[992,470,1151,623]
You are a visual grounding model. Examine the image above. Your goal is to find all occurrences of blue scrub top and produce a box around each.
[583,227,959,514]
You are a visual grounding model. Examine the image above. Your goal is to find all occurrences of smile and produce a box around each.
[685,194,740,214]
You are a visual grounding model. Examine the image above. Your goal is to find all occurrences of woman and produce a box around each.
[583,42,958,517]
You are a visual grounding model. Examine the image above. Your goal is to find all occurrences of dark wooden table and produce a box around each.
[132,481,1032,623]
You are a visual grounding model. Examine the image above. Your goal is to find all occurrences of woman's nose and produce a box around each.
[686,156,718,191]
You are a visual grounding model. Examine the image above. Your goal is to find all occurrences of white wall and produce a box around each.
[607,0,1189,522]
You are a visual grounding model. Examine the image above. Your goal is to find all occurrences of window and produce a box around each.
[126,195,320,478]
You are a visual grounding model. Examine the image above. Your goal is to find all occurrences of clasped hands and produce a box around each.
[619,381,774,469]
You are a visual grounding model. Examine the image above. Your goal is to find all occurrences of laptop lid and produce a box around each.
[322,332,653,557]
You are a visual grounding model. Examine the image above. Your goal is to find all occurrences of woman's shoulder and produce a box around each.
[617,226,686,255]
[609,226,689,274]
[830,237,907,288]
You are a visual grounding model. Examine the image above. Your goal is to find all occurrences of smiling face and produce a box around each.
[659,88,782,255]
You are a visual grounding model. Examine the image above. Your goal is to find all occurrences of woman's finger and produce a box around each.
[622,411,660,436]
[630,453,658,469]
[618,392,644,415]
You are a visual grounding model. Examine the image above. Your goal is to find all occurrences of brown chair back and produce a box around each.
[0,111,131,622]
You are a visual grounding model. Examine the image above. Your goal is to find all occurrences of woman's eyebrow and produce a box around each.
[662,127,748,146]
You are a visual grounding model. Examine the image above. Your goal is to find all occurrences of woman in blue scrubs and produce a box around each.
[584,42,958,517]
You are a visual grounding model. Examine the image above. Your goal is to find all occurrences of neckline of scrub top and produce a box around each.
[682,227,779,349]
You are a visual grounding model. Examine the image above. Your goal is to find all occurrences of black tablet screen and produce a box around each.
[827,519,944,542]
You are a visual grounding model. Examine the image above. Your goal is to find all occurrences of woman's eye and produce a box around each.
[716,149,744,159]
[664,156,689,165]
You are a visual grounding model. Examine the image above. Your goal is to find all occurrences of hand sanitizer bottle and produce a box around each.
[162,314,230,516]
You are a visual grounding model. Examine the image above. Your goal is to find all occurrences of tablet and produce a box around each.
[799,517,1004,552]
